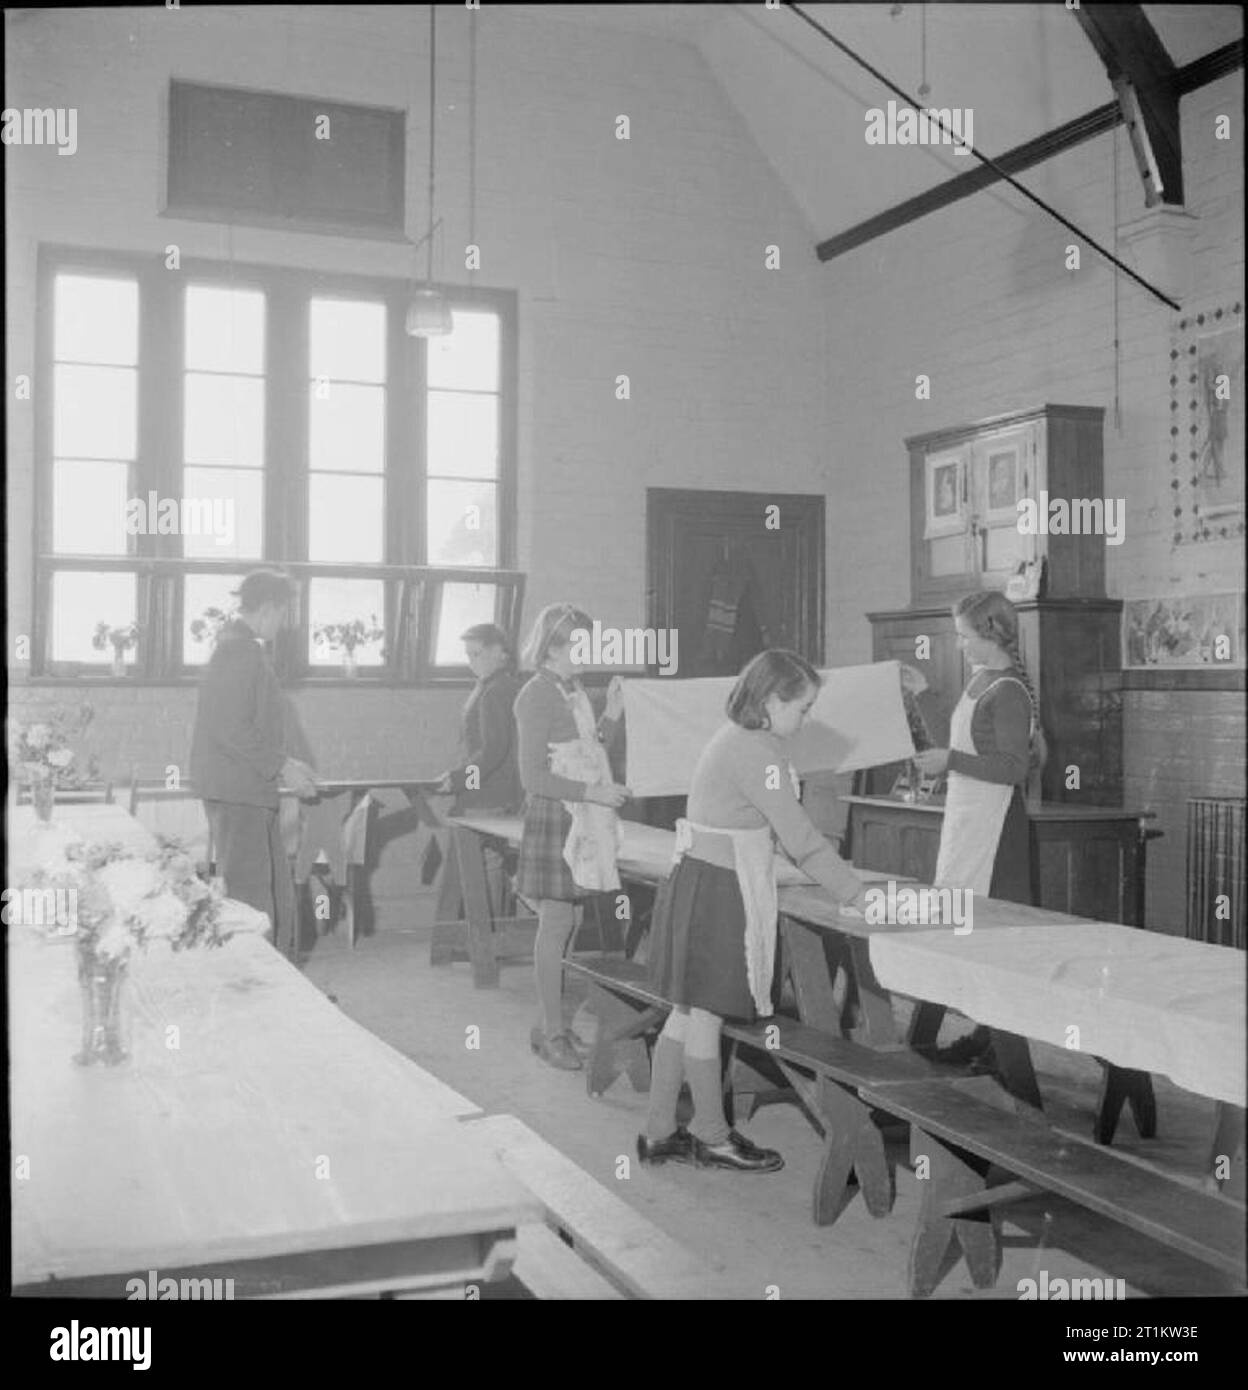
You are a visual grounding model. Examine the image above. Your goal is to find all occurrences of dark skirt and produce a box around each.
[648,856,757,1022]
[515,794,585,903]
[988,788,1035,905]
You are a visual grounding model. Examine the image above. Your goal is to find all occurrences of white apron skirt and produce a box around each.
[933,685,1015,898]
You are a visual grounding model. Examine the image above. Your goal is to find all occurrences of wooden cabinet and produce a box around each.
[909,404,1106,607]
[867,598,1124,805]
[845,797,1149,926]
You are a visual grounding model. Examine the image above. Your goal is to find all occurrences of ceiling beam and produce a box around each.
[815,40,1241,264]
[1073,3,1181,205]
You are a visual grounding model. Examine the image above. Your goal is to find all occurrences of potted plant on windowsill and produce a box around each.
[92,623,140,678]
[312,617,384,678]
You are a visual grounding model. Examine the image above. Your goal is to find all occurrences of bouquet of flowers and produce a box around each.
[313,616,384,656]
[92,622,140,657]
[17,828,268,963]
[8,705,99,789]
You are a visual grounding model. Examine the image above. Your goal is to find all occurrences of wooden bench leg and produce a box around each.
[986,1028,1044,1110]
[430,832,468,967]
[584,985,666,1098]
[909,1129,1000,1298]
[1094,1063,1158,1145]
[812,1076,893,1225]
[906,1001,947,1050]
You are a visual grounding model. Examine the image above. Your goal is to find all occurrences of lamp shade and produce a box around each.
[405,287,453,337]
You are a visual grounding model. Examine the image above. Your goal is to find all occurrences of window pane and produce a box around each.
[309,299,386,383]
[183,572,242,666]
[185,285,265,375]
[52,460,130,555]
[50,570,137,664]
[307,577,386,666]
[53,365,136,459]
[427,391,498,479]
[426,309,499,392]
[181,467,264,558]
[184,374,265,467]
[434,583,497,666]
[427,479,497,567]
[308,474,384,561]
[308,382,385,473]
[54,275,138,365]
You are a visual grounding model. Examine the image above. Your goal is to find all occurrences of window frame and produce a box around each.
[30,244,519,686]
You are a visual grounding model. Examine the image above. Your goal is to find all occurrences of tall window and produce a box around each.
[48,274,140,665]
[34,248,519,681]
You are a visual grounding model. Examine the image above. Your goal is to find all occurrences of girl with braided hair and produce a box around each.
[912,590,1043,904]
[912,591,1043,1070]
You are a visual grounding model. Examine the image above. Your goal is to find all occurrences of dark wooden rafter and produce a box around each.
[1073,3,1181,206]
[815,39,1242,263]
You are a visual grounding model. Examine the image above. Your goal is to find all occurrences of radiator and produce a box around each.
[1186,797,1246,949]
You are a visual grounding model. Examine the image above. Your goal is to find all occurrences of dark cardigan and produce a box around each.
[448,666,524,812]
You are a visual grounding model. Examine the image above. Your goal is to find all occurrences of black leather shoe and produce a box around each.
[692,1131,784,1173]
[636,1129,695,1166]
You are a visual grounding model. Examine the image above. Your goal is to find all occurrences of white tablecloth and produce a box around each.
[869,921,1246,1105]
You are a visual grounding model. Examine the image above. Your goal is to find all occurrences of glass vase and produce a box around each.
[342,653,359,679]
[74,940,129,1066]
[32,779,56,822]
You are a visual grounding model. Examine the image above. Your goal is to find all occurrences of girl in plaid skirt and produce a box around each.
[514,603,631,1070]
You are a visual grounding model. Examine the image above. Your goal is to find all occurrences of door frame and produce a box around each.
[645,487,825,674]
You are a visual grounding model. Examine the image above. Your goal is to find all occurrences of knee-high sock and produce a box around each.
[685,1008,729,1145]
[534,899,577,1036]
[645,1036,686,1140]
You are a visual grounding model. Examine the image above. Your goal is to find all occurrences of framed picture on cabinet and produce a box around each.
[983,441,1024,523]
[923,450,966,539]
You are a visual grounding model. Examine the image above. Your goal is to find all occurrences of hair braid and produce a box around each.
[1002,632,1043,768]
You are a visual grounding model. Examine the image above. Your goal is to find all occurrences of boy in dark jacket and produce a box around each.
[190,570,317,960]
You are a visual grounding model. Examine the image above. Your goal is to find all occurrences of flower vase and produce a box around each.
[74,940,129,1066]
[111,651,127,677]
[342,653,358,679]
[32,779,56,822]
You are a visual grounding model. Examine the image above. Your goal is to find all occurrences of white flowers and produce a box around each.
[48,748,73,768]
[25,723,51,749]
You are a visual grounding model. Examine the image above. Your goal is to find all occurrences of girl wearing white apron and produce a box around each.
[640,650,868,1174]
[913,592,1042,1066]
[913,591,1041,903]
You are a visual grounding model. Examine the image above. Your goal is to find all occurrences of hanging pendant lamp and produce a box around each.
[406,5,452,337]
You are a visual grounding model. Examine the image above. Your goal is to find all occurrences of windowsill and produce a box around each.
[8,673,478,691]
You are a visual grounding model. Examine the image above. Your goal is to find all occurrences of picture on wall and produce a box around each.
[1122,591,1245,669]
[1170,302,1245,544]
[923,449,966,539]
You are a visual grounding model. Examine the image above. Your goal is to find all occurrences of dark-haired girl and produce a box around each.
[638,649,869,1173]
[912,591,1043,1067]
[438,623,523,814]
[912,590,1042,903]
[514,603,631,1070]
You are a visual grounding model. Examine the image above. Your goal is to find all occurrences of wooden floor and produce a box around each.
[301,921,1240,1299]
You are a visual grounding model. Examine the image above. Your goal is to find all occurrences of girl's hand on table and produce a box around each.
[913,747,949,777]
[587,781,631,808]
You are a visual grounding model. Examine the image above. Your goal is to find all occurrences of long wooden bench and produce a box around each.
[866,1077,1247,1297]
[565,953,957,1225]
[467,1113,737,1298]
[565,954,1247,1296]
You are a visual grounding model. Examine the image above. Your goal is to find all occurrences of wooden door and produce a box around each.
[646,488,824,678]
